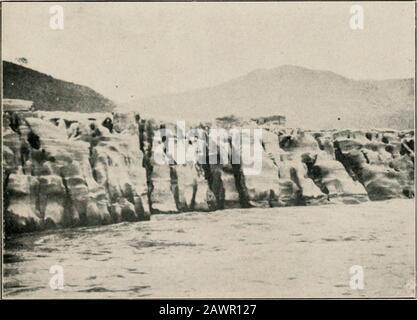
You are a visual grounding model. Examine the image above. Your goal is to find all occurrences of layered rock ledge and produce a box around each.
[3,111,414,234]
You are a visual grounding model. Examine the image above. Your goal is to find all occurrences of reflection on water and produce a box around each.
[3,199,415,298]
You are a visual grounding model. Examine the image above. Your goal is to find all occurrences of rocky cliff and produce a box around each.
[3,110,414,234]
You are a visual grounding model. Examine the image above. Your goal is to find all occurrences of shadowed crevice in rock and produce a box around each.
[58,170,80,228]
[138,118,156,214]
[231,163,251,208]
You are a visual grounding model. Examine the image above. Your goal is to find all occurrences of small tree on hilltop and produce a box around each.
[16,57,28,66]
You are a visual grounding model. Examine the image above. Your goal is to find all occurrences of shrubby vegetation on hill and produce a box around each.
[3,61,116,113]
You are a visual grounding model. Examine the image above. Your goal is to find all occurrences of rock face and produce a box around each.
[90,133,150,221]
[3,110,414,234]
[276,130,369,204]
[237,128,280,207]
[332,130,414,201]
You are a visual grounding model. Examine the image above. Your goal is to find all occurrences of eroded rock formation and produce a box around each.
[3,110,414,234]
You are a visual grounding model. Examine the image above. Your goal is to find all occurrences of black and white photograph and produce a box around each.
[1,1,415,301]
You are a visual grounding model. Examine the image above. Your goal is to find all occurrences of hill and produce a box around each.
[3,61,116,113]
[123,65,414,129]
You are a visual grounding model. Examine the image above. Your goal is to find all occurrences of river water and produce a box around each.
[3,199,415,298]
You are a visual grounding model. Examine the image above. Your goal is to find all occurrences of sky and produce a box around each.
[2,2,415,103]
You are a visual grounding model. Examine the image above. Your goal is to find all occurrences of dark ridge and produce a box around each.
[3,61,116,113]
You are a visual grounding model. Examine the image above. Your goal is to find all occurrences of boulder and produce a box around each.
[334,131,414,200]
[5,170,41,233]
[309,153,369,204]
[113,111,138,134]
[239,129,280,207]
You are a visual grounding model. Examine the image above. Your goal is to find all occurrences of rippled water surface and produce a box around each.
[3,199,415,298]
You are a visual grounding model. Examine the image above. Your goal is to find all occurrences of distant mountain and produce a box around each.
[123,65,414,129]
[3,61,116,113]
